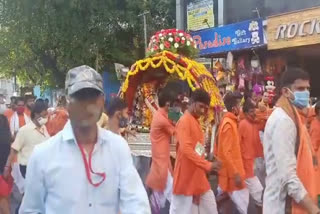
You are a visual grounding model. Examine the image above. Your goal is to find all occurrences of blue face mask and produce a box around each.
[290,90,310,109]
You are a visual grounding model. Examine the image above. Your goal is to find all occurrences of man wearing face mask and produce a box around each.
[239,100,264,213]
[215,92,249,214]
[4,100,49,180]
[170,89,221,214]
[106,97,130,136]
[19,65,150,214]
[263,67,320,214]
[5,99,49,213]
[168,102,183,124]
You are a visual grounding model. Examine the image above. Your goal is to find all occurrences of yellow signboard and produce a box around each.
[267,7,320,50]
[187,0,214,31]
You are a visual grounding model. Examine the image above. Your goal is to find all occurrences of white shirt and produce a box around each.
[19,121,151,214]
[11,121,50,165]
[263,108,307,214]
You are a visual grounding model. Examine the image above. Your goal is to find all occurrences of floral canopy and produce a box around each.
[120,29,223,121]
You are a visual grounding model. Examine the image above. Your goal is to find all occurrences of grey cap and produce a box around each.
[65,65,104,96]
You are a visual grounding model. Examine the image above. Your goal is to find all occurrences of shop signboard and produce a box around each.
[267,7,320,50]
[191,19,265,56]
[187,0,214,31]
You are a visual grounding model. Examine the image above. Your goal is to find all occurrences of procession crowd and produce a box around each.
[0,65,319,214]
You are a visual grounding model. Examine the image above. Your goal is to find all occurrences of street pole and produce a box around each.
[95,48,99,71]
[138,11,149,55]
[176,0,185,30]
[252,7,261,18]
[218,0,224,26]
[143,13,147,53]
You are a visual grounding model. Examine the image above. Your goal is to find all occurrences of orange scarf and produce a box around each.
[277,96,319,214]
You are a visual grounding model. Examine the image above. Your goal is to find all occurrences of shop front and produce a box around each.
[191,19,271,103]
[267,7,320,98]
[192,18,265,57]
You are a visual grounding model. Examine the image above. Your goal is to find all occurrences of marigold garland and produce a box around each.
[122,51,224,113]
[142,83,154,126]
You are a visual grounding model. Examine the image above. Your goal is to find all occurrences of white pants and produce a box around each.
[151,170,173,208]
[11,163,25,194]
[169,190,218,214]
[164,171,173,203]
[228,188,249,214]
[254,157,266,187]
[245,176,264,206]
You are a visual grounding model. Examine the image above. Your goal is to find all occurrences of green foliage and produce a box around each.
[0,0,175,88]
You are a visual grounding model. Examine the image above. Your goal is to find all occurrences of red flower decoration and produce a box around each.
[164,41,171,48]
[146,28,197,57]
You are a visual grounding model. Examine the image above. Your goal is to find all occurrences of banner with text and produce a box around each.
[191,19,265,56]
[187,0,214,31]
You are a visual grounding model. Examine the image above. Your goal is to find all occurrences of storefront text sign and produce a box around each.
[267,7,320,50]
[191,19,265,56]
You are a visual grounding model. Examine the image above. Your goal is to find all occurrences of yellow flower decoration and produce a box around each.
[122,51,224,121]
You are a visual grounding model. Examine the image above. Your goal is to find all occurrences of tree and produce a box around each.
[0,0,175,88]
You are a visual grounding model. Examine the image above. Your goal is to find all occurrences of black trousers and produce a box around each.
[0,144,10,174]
[19,164,27,178]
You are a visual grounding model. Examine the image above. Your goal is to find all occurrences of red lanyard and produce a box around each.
[78,143,106,187]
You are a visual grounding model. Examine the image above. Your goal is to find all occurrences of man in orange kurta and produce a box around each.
[216,92,249,214]
[146,90,175,212]
[310,102,320,153]
[5,97,30,137]
[46,96,69,136]
[239,100,264,212]
[309,101,320,194]
[46,107,69,136]
[170,89,221,214]
[297,106,316,129]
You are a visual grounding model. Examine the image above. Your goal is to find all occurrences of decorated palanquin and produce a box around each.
[119,29,223,156]
[120,28,223,127]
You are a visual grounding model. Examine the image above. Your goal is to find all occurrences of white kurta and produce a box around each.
[263,108,307,214]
